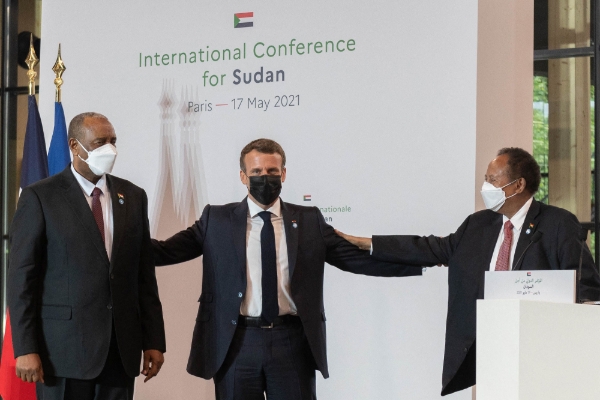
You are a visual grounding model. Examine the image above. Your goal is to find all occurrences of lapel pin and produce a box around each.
[292,220,298,229]
[526,223,534,235]
[118,193,125,205]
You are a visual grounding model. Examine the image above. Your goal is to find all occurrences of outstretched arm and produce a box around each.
[152,204,210,266]
[336,215,472,267]
[318,210,422,277]
[335,230,371,251]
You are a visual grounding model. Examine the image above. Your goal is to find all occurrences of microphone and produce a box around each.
[512,231,543,270]
[577,228,589,303]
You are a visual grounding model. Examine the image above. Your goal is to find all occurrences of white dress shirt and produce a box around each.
[71,165,114,260]
[241,197,297,317]
[489,196,534,271]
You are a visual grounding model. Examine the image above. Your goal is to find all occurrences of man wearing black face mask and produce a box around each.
[336,147,600,396]
[151,138,421,400]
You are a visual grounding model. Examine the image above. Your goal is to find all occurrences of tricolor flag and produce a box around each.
[527,272,532,276]
[303,195,311,201]
[0,311,35,400]
[234,12,253,28]
[0,94,46,400]
[20,95,49,188]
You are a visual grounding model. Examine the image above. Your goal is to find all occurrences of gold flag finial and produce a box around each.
[25,34,39,96]
[52,44,66,102]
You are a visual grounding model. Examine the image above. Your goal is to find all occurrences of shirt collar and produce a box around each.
[503,196,534,231]
[71,164,107,196]
[247,197,281,218]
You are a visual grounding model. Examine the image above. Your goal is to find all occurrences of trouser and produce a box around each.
[214,316,317,400]
[36,326,134,400]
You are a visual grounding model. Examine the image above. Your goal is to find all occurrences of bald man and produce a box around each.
[8,112,165,400]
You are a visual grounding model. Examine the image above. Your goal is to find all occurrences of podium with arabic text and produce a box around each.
[476,299,600,400]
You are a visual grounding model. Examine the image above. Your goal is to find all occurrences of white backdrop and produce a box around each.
[40,1,478,398]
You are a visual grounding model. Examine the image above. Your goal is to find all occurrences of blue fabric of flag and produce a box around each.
[20,95,48,188]
[48,102,70,176]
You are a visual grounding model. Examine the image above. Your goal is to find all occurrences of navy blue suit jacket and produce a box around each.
[152,198,421,379]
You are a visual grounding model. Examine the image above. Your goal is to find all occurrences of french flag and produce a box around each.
[234,12,253,28]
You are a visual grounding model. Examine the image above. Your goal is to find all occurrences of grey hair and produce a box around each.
[67,112,110,141]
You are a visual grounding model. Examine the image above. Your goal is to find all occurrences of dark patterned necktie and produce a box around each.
[91,187,105,243]
[495,220,514,271]
[258,211,278,323]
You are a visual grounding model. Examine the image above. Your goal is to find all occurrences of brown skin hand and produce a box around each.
[15,353,44,383]
[484,153,530,219]
[239,150,287,210]
[141,349,164,382]
[69,117,117,185]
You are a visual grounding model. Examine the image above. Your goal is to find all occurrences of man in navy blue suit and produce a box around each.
[337,147,600,396]
[152,138,421,400]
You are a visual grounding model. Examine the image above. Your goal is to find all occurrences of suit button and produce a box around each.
[231,320,237,325]
[464,347,468,352]
[110,274,115,279]
[107,305,113,310]
[238,292,243,298]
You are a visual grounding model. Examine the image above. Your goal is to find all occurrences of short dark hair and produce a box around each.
[497,147,541,194]
[68,112,109,141]
[239,139,286,172]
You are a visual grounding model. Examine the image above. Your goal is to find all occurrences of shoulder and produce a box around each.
[536,202,580,226]
[467,208,500,224]
[108,175,147,198]
[23,170,69,195]
[200,201,245,218]
[281,200,319,214]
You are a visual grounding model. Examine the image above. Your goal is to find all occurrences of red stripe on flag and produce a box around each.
[0,311,37,400]
[235,12,253,18]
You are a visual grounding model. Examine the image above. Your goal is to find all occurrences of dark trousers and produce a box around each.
[36,326,134,400]
[214,318,317,400]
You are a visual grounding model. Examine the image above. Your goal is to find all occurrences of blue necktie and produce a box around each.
[258,211,278,324]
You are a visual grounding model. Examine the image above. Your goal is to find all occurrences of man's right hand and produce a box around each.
[335,229,372,251]
[16,353,44,383]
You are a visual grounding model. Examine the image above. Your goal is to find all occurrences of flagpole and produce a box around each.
[48,44,70,176]
[52,44,66,102]
[24,33,38,96]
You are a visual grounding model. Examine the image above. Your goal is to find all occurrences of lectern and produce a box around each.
[477,300,600,400]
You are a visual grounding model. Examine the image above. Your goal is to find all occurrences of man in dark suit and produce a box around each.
[152,138,421,400]
[8,112,166,400]
[337,147,600,396]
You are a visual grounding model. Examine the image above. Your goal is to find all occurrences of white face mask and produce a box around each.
[480,179,518,212]
[77,139,118,176]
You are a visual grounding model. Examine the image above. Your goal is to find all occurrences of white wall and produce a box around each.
[37,0,499,398]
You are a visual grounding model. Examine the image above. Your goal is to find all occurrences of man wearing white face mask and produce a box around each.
[8,112,166,400]
[336,147,600,396]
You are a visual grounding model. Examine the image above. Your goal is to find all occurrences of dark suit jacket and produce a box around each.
[8,166,166,380]
[152,198,421,379]
[372,200,600,396]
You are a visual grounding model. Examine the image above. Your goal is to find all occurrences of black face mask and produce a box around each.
[248,175,282,205]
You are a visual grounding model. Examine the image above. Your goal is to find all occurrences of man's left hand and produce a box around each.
[141,349,164,382]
